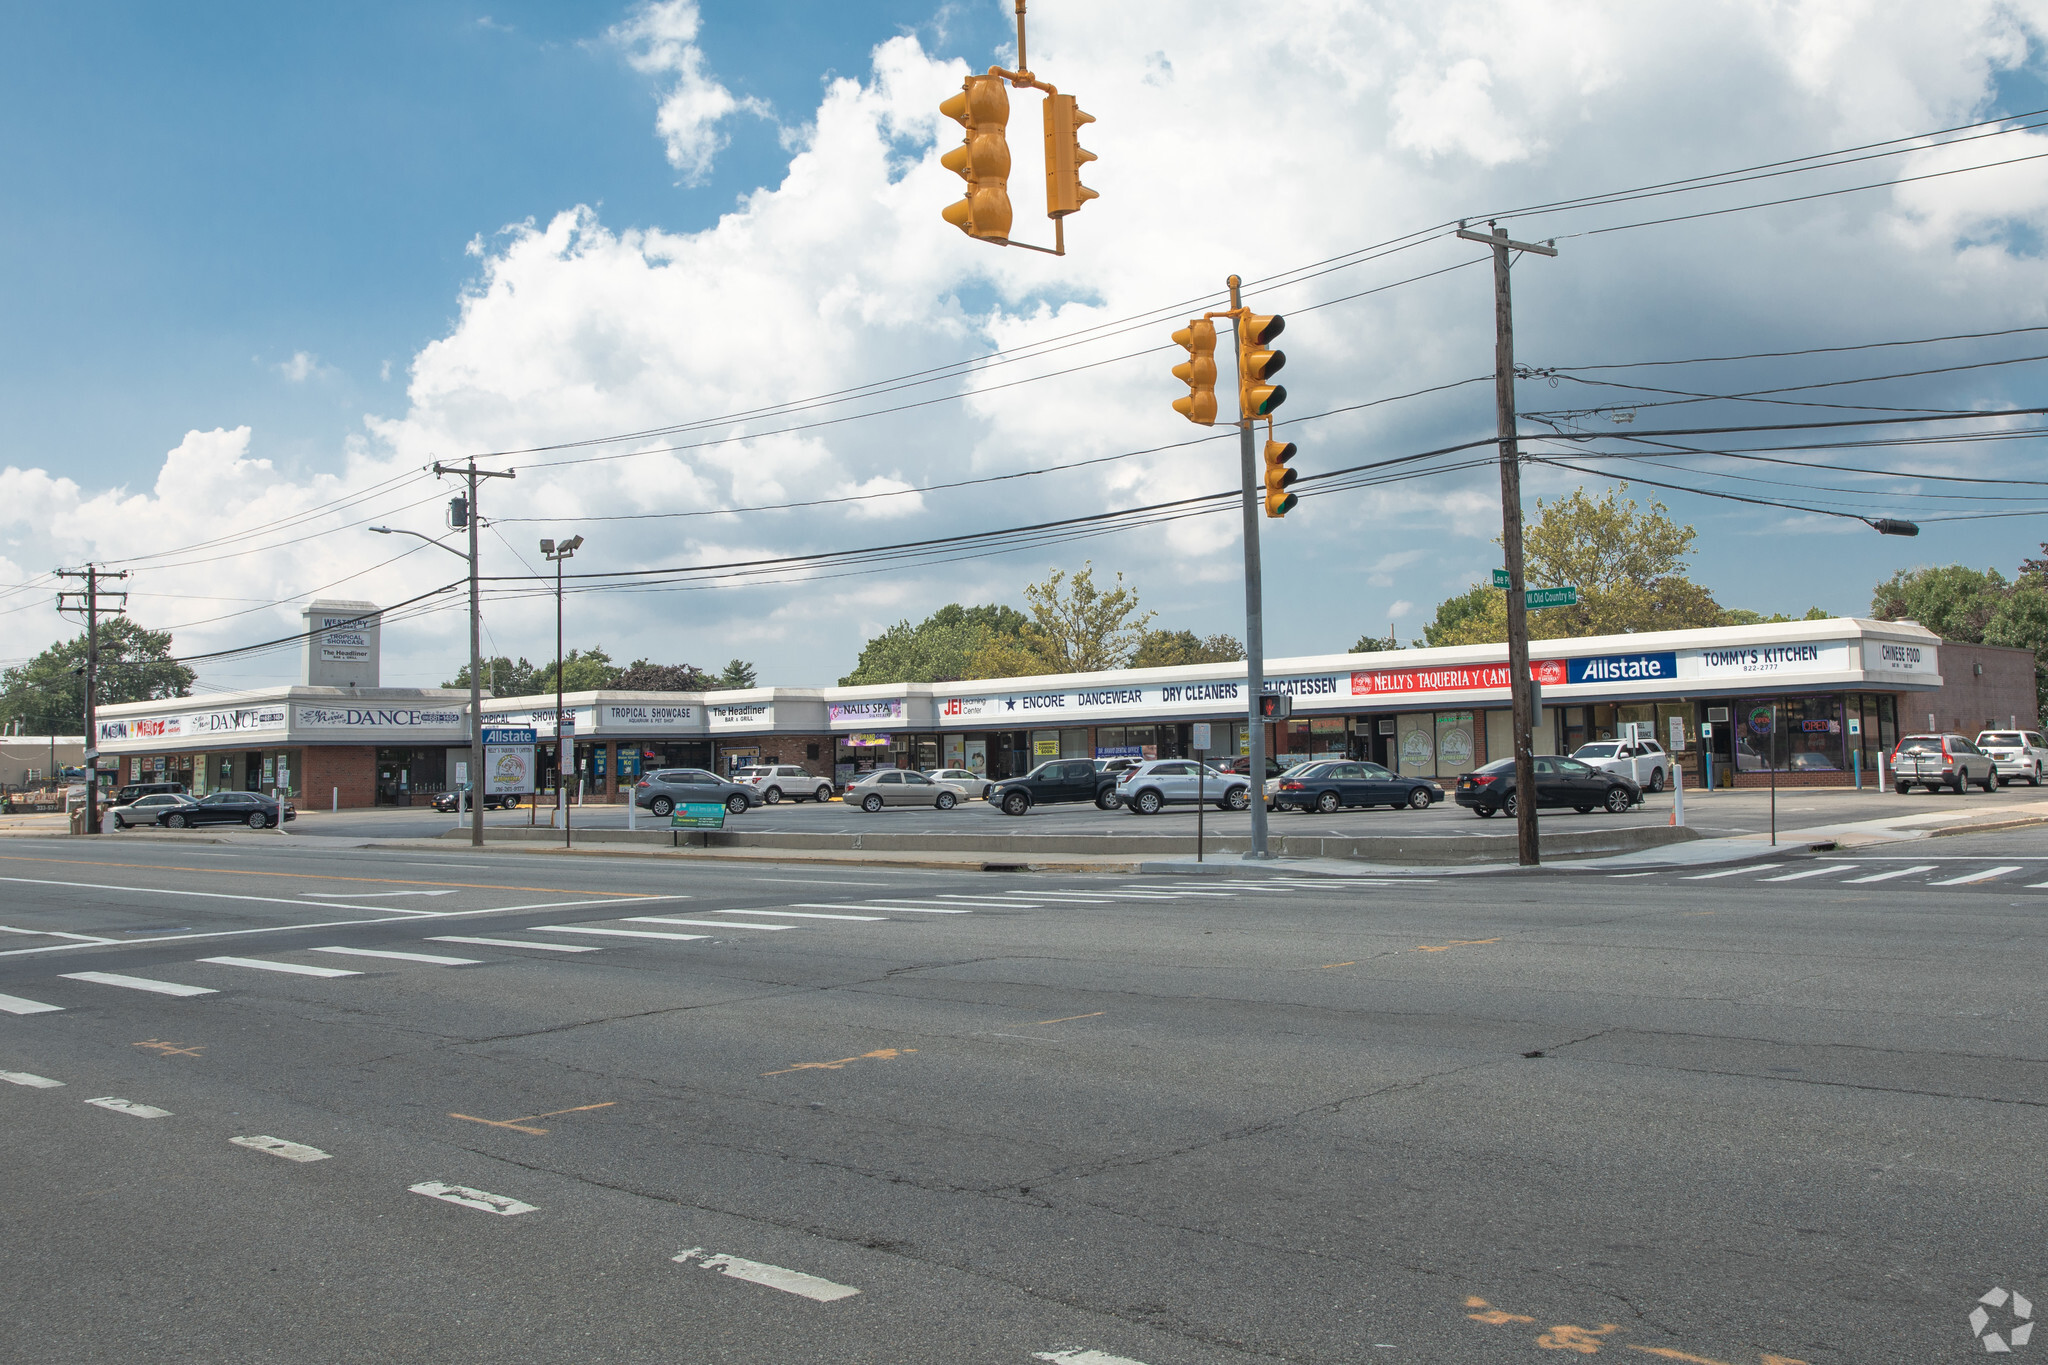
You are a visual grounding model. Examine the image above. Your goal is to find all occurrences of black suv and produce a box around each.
[988,760,1122,816]
[111,781,186,807]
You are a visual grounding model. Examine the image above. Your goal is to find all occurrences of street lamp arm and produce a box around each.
[369,525,472,562]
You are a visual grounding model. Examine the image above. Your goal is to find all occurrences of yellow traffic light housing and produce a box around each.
[1171,320,1218,425]
[1043,93,1097,217]
[1238,313,1287,417]
[940,74,1013,241]
[1263,438,1298,518]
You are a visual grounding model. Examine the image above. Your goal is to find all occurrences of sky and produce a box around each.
[4,0,2048,694]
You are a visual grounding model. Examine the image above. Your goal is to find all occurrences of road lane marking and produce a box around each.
[85,1096,171,1118]
[792,903,971,914]
[1608,871,1659,878]
[1414,938,1501,953]
[199,956,362,978]
[1843,864,1937,884]
[0,991,64,1014]
[230,1135,332,1162]
[671,1248,860,1302]
[995,892,1117,901]
[1930,866,2023,885]
[310,947,481,964]
[624,916,793,931]
[0,925,118,943]
[134,1039,205,1057]
[449,1101,615,1135]
[0,1070,63,1087]
[408,1181,535,1215]
[0,854,672,897]
[1033,1012,1106,1025]
[530,925,710,941]
[1761,866,1853,882]
[1319,962,1357,969]
[0,877,442,917]
[763,1047,916,1077]
[1680,865,1782,880]
[61,971,216,997]
[715,909,886,921]
[302,890,460,899]
[1034,1351,1150,1365]
[933,895,1044,904]
[427,935,603,952]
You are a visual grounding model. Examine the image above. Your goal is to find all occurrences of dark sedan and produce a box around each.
[159,791,297,829]
[431,785,521,812]
[1454,755,1640,818]
[1267,760,1443,813]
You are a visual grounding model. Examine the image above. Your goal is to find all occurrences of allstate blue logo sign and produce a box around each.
[1568,652,1677,685]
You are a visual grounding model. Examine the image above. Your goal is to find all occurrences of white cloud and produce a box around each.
[275,351,325,383]
[611,0,771,184]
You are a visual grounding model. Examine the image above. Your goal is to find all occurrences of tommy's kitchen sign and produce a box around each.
[1691,641,1852,678]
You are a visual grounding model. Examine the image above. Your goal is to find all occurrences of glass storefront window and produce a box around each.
[1735,696,1844,772]
[1396,713,1435,778]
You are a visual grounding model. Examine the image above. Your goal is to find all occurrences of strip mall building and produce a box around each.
[96,611,2036,807]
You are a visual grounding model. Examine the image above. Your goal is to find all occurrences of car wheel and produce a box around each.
[1574,805,1593,814]
[1982,770,1997,792]
[815,786,833,803]
[2034,766,2043,787]
[650,796,674,817]
[1603,786,1631,814]
[1475,806,1495,818]
[726,794,750,815]
[166,813,188,829]
[861,793,884,812]
[1127,789,1159,815]
[1894,782,1911,795]
[1951,772,1966,795]
[1095,789,1119,810]
[1315,791,1340,814]
[1001,791,1029,817]
[763,787,781,804]
[1406,787,1431,811]
[1647,767,1665,793]
[1223,788,1249,811]
[247,812,269,829]
[1502,793,1519,817]
[935,791,957,810]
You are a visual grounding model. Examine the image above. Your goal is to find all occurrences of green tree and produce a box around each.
[1018,562,1155,673]
[527,647,619,695]
[1131,629,1244,668]
[614,659,710,691]
[1417,584,1498,647]
[444,655,542,697]
[713,658,758,690]
[840,604,1032,685]
[1873,562,2048,723]
[0,619,195,734]
[1350,633,1403,653]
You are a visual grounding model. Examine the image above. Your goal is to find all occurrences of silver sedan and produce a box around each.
[846,769,969,812]
[925,767,992,799]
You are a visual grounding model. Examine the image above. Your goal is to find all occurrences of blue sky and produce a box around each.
[5,2,2048,690]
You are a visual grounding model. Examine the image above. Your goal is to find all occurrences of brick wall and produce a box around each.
[301,745,377,809]
[1912,642,2039,734]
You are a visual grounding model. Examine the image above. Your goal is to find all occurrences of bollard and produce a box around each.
[1669,763,1685,827]
[332,786,339,813]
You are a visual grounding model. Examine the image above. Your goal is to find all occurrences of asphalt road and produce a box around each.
[3,832,2043,1362]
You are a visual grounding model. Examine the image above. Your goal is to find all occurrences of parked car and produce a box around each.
[1094,757,1144,778]
[988,759,1123,816]
[926,767,993,799]
[1569,738,1669,792]
[846,769,967,812]
[110,780,187,808]
[633,768,756,817]
[159,792,296,829]
[1265,760,1442,813]
[1218,755,1288,781]
[1453,755,1640,817]
[733,764,834,804]
[113,792,195,829]
[430,785,521,813]
[1891,734,1996,794]
[1115,759,1251,815]
[1975,730,2048,786]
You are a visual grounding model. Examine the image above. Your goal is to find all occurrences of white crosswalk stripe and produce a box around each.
[625,916,792,932]
[1681,865,1782,880]
[672,1248,860,1302]
[1843,864,1937,884]
[0,1069,63,1087]
[409,1181,534,1215]
[60,971,216,997]
[200,956,361,978]
[793,902,973,914]
[531,925,709,941]
[0,991,64,1015]
[1929,865,2023,886]
[85,1096,171,1118]
[310,946,480,965]
[1761,866,1852,882]
[231,1135,331,1162]
[428,936,603,952]
[715,909,885,921]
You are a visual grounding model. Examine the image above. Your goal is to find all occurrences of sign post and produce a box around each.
[1191,721,1212,863]
[1523,586,1579,610]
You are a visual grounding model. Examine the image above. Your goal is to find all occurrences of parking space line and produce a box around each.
[60,971,217,997]
[84,1096,171,1118]
[310,946,481,965]
[1929,865,2022,885]
[1843,864,1937,884]
[530,925,710,941]
[199,956,362,978]
[672,1248,860,1302]
[1680,865,1781,880]
[231,1135,332,1162]
[0,991,65,1014]
[714,909,886,921]
[427,936,603,952]
[0,1069,64,1087]
[408,1181,535,1215]
[624,916,793,931]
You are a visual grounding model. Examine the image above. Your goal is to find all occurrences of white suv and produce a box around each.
[1975,730,2048,786]
[1569,738,1670,792]
[732,764,834,804]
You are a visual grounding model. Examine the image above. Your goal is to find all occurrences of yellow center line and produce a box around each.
[449,1101,616,1135]
[762,1047,916,1077]
[1318,961,1357,969]
[0,853,652,898]
[1414,938,1501,953]
[133,1039,205,1057]
[1031,1012,1106,1025]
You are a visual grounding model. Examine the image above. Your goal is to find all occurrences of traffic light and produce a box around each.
[1238,312,1286,417]
[1042,93,1097,217]
[1262,438,1298,518]
[1171,320,1218,425]
[939,74,1013,241]
[1257,693,1293,720]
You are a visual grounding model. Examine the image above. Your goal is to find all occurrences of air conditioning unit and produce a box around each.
[1707,707,1730,723]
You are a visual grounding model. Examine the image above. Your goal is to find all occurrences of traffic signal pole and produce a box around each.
[431,459,514,849]
[1456,222,1557,867]
[1227,275,1272,861]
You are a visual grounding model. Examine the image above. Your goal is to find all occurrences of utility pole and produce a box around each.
[540,535,584,851]
[1455,221,1556,867]
[1227,274,1272,860]
[431,459,514,849]
[56,564,129,833]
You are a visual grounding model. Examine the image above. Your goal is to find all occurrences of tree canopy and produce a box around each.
[0,618,195,734]
[839,604,1032,685]
[712,659,758,690]
[1873,560,2048,721]
[1131,630,1244,669]
[445,650,710,695]
[839,567,1167,684]
[1020,562,1154,673]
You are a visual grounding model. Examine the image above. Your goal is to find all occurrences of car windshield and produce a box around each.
[1288,763,1332,778]
[1574,744,1621,759]
[1475,757,1516,774]
[1897,736,1944,752]
[1980,733,2025,746]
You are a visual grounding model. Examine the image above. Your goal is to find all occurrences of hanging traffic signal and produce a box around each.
[1043,93,1097,217]
[1238,313,1286,417]
[1262,438,1298,518]
[1171,320,1217,425]
[940,74,1013,241]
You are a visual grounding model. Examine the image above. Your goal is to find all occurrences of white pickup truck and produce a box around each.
[1891,733,1996,793]
[1569,738,1670,792]
[1974,730,2048,786]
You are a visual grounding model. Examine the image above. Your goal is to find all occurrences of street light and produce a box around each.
[541,534,584,850]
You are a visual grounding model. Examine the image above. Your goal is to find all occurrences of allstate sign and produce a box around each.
[1568,652,1678,685]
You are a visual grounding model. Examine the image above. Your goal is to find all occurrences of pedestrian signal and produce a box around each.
[1238,313,1286,417]
[1043,93,1097,217]
[1262,439,1298,518]
[940,74,1012,241]
[1171,320,1218,425]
